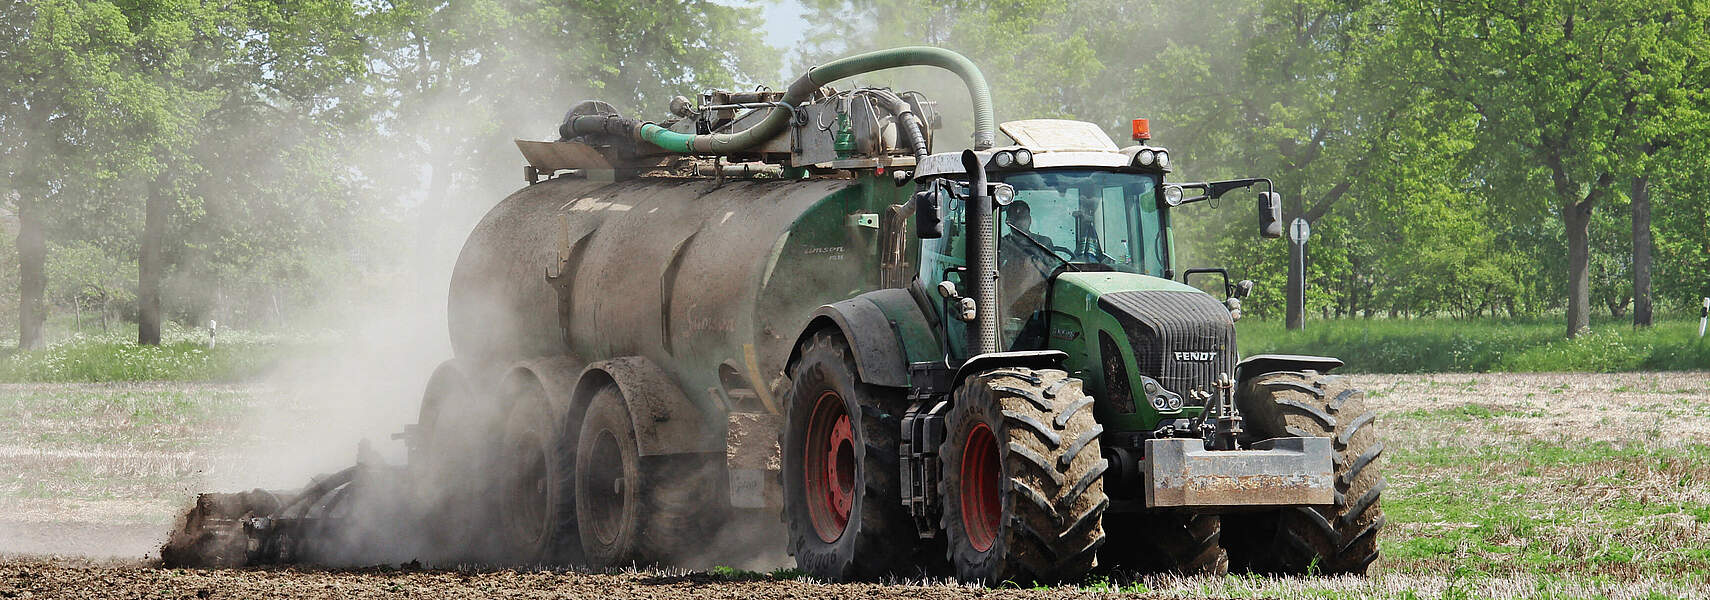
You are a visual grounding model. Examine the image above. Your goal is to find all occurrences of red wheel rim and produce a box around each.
[960,423,1001,552]
[804,391,856,543]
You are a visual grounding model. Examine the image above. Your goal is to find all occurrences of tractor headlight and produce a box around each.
[1163,185,1184,207]
[991,183,1016,206]
[1014,148,1033,166]
[1135,148,1156,166]
[993,150,1016,168]
[1156,150,1169,169]
[1150,392,1183,412]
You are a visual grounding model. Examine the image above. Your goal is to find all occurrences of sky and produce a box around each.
[749,0,811,79]
[757,0,810,49]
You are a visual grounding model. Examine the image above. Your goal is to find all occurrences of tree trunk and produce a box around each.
[1563,202,1592,338]
[139,176,168,346]
[1631,175,1653,327]
[16,198,46,350]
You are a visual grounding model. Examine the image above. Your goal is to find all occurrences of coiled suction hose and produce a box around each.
[562,46,995,154]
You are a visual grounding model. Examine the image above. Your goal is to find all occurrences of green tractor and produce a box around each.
[775,121,1385,582]
[165,46,1383,584]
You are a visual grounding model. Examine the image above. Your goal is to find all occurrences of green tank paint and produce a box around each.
[455,172,916,426]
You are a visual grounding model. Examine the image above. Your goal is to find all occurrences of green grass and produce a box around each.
[0,324,323,382]
[706,565,808,581]
[1380,441,1710,579]
[1238,316,1710,373]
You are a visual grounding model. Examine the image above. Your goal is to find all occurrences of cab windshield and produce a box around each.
[996,169,1164,350]
[996,169,1163,275]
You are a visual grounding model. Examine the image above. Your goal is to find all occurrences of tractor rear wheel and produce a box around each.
[780,329,918,581]
[939,368,1107,584]
[1227,371,1386,574]
[574,386,717,568]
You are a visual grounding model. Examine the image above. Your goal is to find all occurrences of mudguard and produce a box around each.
[951,350,1068,388]
[786,288,938,388]
[1234,353,1344,382]
[575,356,722,456]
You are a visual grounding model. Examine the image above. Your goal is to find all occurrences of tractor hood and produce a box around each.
[1051,270,1238,406]
[1052,270,1203,300]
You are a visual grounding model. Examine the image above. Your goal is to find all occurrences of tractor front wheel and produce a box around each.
[939,368,1108,584]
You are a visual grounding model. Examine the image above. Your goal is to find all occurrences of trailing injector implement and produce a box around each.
[167,47,1385,583]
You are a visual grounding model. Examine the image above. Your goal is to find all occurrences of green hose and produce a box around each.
[629,46,995,153]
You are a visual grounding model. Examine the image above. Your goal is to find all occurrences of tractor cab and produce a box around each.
[909,119,1285,427]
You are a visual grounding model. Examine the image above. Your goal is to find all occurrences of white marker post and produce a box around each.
[1287,218,1310,330]
[209,319,218,349]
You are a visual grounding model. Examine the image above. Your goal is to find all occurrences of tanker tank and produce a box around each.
[449,174,913,415]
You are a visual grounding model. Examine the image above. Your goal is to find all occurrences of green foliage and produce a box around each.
[795,0,1710,332]
[1239,316,1710,373]
[1,0,779,345]
[0,324,317,382]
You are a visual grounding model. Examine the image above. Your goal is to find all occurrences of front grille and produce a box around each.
[1098,290,1237,404]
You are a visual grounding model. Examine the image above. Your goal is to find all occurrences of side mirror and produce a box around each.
[915,188,943,239]
[1258,191,1283,238]
[1233,279,1254,299]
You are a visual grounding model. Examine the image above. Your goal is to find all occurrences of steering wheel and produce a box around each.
[1049,245,1074,261]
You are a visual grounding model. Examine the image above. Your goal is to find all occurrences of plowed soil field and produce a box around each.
[3,373,1708,599]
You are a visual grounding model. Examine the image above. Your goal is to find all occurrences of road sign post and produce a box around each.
[1287,218,1310,330]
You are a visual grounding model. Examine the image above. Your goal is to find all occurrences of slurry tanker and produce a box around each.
[166,47,1385,584]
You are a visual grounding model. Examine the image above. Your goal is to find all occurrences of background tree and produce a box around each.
[1396,0,1710,337]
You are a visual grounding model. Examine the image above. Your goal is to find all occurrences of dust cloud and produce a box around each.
[161,52,796,572]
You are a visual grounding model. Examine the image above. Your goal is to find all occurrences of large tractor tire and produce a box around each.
[495,377,577,564]
[1101,511,1227,575]
[938,369,1108,584]
[780,329,919,581]
[1225,371,1385,574]
[574,386,719,568]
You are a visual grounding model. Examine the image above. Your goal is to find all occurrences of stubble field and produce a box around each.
[1,372,1706,599]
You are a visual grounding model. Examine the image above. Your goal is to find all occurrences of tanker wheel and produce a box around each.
[496,378,576,564]
[939,368,1108,584]
[574,385,718,568]
[1100,511,1227,575]
[412,361,506,561]
[1224,371,1386,574]
[780,329,918,581]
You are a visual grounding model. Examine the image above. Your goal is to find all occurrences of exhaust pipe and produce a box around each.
[961,149,998,354]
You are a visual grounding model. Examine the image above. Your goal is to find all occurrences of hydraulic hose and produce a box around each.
[864,88,931,162]
[564,46,995,154]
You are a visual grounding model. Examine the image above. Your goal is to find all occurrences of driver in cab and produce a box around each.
[999,200,1056,349]
[1000,200,1055,276]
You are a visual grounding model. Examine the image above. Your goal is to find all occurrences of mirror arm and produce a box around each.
[1205,177,1271,199]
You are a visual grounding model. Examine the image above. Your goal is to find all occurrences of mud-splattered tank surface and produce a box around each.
[448,174,912,414]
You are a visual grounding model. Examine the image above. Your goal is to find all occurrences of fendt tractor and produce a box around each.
[166,47,1386,583]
